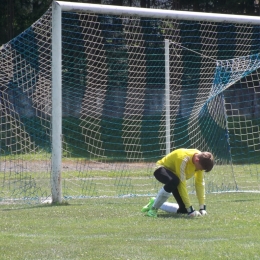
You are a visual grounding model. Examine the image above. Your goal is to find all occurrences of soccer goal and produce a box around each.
[1,1,260,203]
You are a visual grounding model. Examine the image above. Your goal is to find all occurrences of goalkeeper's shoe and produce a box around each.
[141,197,156,212]
[146,207,158,218]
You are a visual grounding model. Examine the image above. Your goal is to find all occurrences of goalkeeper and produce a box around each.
[141,148,214,218]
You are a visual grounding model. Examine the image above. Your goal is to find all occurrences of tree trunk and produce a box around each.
[171,0,180,10]
[193,0,200,11]
[7,0,14,41]
[112,0,123,5]
[140,0,146,8]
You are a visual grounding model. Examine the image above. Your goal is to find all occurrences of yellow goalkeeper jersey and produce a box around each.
[156,148,205,208]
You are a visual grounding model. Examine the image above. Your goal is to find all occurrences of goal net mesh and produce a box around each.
[1,5,260,203]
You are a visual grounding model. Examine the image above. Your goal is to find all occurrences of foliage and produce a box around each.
[0,0,259,46]
[0,0,52,46]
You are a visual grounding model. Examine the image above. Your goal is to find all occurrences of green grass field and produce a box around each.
[1,160,260,201]
[1,192,260,260]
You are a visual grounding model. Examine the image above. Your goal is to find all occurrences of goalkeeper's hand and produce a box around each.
[199,205,207,216]
[187,206,201,217]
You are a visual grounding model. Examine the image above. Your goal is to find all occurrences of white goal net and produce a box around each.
[1,2,260,203]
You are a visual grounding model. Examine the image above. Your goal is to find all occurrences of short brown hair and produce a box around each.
[198,152,214,172]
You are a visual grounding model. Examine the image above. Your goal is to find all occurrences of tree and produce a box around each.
[0,0,259,46]
[211,0,256,14]
[169,0,258,14]
[0,0,52,46]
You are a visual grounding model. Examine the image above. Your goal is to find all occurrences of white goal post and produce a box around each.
[51,1,260,203]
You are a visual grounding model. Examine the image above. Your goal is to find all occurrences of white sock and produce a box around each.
[153,187,171,209]
[160,202,179,213]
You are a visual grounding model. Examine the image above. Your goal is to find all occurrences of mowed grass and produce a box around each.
[1,192,260,260]
[1,159,260,199]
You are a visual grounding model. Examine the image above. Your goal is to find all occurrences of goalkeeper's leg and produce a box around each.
[146,167,180,217]
[160,201,179,213]
[142,198,179,213]
[172,189,187,214]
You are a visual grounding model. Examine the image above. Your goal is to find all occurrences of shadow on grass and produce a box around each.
[232,199,259,202]
[158,213,206,220]
[0,201,74,211]
[157,213,186,219]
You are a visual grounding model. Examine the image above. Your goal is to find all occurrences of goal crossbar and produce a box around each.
[55,1,260,24]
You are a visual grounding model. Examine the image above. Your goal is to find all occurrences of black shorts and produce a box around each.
[154,166,187,213]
